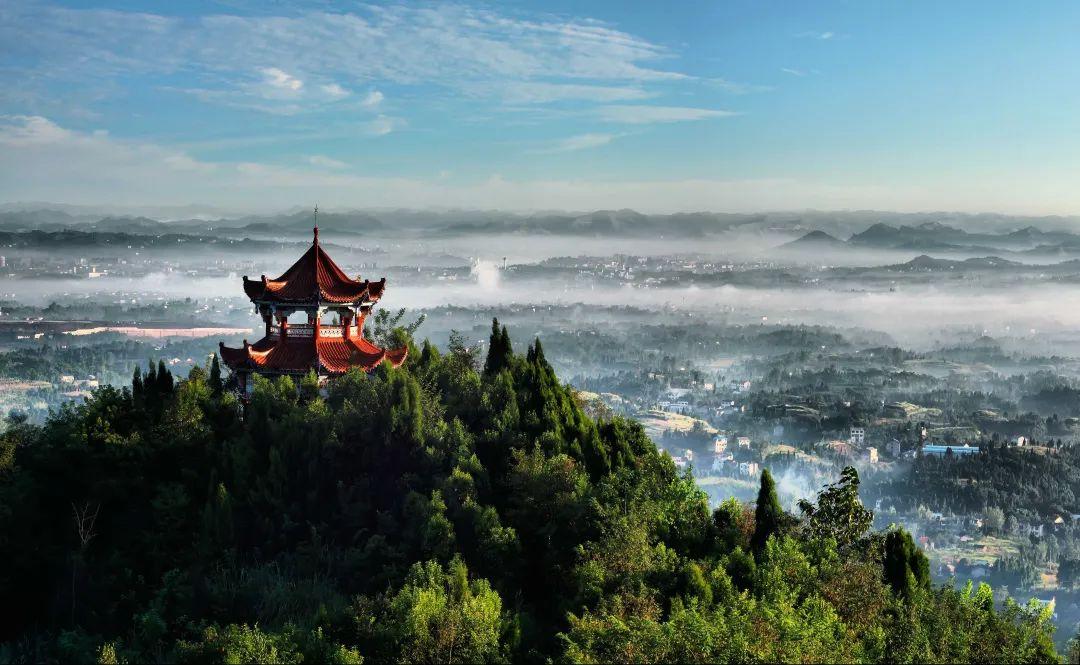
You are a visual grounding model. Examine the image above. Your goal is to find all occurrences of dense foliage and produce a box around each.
[0,322,1061,663]
[866,445,1080,520]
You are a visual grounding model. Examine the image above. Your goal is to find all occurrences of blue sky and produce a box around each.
[2,0,1080,213]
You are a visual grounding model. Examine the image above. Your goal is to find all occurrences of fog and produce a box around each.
[11,227,1080,356]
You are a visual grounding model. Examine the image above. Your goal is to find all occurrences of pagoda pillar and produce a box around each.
[309,308,321,342]
[341,309,354,338]
[276,311,289,346]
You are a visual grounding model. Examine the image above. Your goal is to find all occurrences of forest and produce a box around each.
[0,321,1066,663]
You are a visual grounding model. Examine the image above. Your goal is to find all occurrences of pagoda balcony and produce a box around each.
[268,323,349,339]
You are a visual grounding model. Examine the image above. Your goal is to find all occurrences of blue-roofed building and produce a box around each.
[922,444,980,457]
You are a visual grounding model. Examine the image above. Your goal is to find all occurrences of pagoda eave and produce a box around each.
[219,334,408,377]
[243,276,386,309]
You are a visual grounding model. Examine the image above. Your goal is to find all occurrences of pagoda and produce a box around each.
[219,207,407,394]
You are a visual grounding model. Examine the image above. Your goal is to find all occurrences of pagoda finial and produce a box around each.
[313,204,319,245]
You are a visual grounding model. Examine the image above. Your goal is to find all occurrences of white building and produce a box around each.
[738,461,760,477]
[714,436,728,454]
[659,400,691,415]
[849,427,865,446]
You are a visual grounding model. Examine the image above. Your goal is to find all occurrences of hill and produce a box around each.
[779,230,849,251]
[0,323,1060,663]
[887,254,1022,272]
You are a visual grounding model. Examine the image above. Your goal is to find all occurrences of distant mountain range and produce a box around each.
[3,206,1080,247]
[781,221,1080,261]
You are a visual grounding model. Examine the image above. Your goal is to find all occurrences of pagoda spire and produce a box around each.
[313,204,319,245]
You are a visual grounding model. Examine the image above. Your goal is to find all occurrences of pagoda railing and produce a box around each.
[268,324,348,339]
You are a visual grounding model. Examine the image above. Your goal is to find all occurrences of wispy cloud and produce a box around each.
[260,68,304,95]
[798,30,836,40]
[321,83,351,101]
[359,90,383,107]
[1,3,699,112]
[596,105,737,124]
[493,82,654,104]
[0,115,73,145]
[532,133,618,153]
[367,115,405,136]
[306,155,348,169]
[709,78,772,94]
[781,67,807,77]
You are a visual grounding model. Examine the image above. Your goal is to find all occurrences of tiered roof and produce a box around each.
[221,221,407,377]
[242,228,385,305]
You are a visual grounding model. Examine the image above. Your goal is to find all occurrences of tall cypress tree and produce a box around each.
[532,337,546,366]
[483,318,513,376]
[483,318,503,375]
[209,354,223,395]
[500,325,512,357]
[157,359,173,395]
[131,366,144,403]
[751,469,784,557]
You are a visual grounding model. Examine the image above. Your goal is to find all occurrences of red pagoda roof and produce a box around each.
[242,228,385,305]
[219,334,407,375]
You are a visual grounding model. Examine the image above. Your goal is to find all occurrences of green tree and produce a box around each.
[132,365,144,403]
[209,354,223,395]
[883,528,930,599]
[798,466,873,553]
[483,318,513,376]
[363,558,507,664]
[751,468,784,557]
[157,359,173,395]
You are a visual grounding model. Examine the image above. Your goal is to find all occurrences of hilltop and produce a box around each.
[779,230,848,250]
[0,322,1060,663]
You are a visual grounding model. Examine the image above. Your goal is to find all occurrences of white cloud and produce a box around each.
[261,67,303,93]
[1,3,707,112]
[321,83,351,100]
[799,30,835,40]
[781,67,807,77]
[596,105,737,124]
[366,115,404,136]
[359,90,384,107]
[306,155,348,169]
[709,78,772,94]
[0,115,73,144]
[533,133,617,153]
